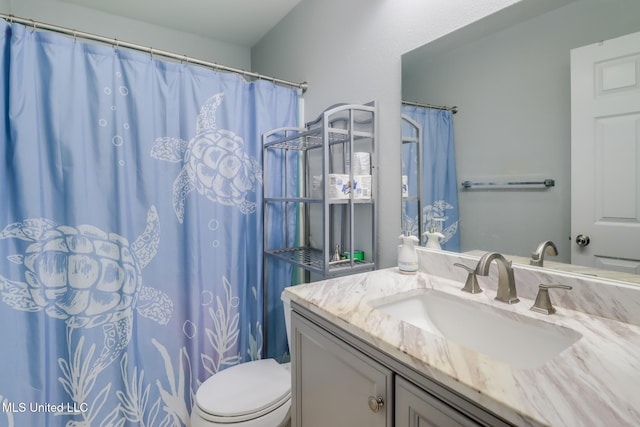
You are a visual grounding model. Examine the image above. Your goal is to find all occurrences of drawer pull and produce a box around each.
[368,396,384,413]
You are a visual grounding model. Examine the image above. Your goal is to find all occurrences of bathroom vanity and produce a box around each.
[292,306,511,426]
[284,248,640,426]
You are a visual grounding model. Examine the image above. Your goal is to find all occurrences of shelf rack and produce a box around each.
[263,103,377,279]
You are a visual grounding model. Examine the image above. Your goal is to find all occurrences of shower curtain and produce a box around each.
[0,21,298,427]
[401,105,460,251]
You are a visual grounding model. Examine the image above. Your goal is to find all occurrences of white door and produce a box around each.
[571,31,640,273]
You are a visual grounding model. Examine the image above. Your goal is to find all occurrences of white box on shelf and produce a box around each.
[346,152,371,175]
[312,173,372,200]
[353,174,372,199]
[327,174,351,200]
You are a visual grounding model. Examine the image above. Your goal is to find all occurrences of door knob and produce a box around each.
[368,396,384,413]
[575,234,590,247]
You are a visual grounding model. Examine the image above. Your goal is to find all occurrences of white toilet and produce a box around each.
[190,293,293,427]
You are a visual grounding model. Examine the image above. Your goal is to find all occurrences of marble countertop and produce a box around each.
[284,265,640,426]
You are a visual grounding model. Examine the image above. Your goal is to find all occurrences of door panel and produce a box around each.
[571,31,640,270]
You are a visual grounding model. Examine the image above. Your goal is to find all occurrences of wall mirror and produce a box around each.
[401,0,640,283]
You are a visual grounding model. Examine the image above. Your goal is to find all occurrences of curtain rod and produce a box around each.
[0,13,309,93]
[402,100,457,114]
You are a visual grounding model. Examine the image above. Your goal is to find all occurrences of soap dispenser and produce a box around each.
[398,231,419,274]
[423,218,445,250]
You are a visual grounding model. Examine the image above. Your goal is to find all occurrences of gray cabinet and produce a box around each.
[291,307,513,427]
[395,377,480,427]
[291,311,392,427]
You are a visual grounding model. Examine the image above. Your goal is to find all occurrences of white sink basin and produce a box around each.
[370,289,582,369]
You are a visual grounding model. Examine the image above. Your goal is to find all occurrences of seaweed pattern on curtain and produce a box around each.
[0,20,297,426]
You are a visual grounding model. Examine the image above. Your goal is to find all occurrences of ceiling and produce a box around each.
[60,0,301,47]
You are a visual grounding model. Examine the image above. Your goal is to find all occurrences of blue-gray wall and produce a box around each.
[1,0,250,69]
[252,0,565,267]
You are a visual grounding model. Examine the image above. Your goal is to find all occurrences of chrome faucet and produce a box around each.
[530,240,558,267]
[475,252,519,304]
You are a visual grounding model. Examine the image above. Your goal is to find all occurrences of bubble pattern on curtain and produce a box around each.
[0,21,298,426]
[401,105,460,251]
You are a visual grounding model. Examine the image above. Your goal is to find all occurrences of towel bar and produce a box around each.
[461,179,555,189]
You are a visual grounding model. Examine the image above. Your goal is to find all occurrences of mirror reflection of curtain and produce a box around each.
[401,105,460,251]
[0,20,298,426]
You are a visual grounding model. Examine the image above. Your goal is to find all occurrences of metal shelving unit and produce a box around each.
[263,103,377,280]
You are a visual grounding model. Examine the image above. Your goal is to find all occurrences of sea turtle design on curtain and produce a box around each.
[0,206,173,371]
[151,93,263,223]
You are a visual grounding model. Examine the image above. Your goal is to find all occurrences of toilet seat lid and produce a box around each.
[196,359,291,421]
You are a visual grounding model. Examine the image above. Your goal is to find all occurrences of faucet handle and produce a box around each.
[530,284,572,315]
[454,263,483,294]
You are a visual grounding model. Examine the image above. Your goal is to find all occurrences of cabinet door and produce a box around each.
[292,312,392,427]
[395,377,481,427]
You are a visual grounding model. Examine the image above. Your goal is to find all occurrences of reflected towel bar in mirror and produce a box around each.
[461,179,555,189]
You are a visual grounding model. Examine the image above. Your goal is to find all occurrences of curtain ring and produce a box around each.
[113,38,120,51]
[30,19,36,33]
[149,48,154,59]
[73,30,77,42]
